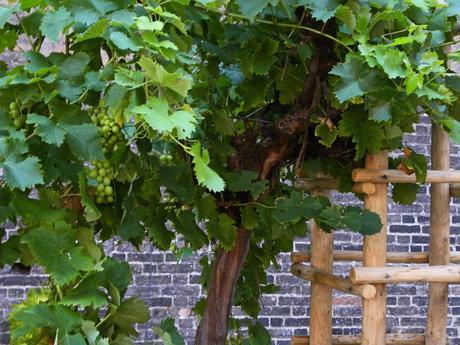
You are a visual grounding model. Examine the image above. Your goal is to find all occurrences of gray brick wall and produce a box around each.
[1,121,460,344]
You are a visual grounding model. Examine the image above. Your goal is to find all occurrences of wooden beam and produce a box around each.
[451,183,460,198]
[309,189,333,345]
[291,250,460,264]
[291,334,425,345]
[350,265,460,284]
[362,151,388,345]
[427,124,451,345]
[295,178,376,195]
[291,263,376,299]
[352,169,460,184]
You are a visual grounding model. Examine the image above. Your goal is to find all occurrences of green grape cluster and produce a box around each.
[86,160,115,204]
[9,101,25,129]
[90,107,124,154]
[159,153,173,165]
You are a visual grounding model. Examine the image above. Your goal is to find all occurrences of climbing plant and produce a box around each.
[0,0,458,344]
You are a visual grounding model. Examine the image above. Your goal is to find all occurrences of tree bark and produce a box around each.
[195,228,251,345]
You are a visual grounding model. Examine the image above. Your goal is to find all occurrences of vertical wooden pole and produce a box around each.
[309,189,333,345]
[426,124,450,345]
[362,151,388,345]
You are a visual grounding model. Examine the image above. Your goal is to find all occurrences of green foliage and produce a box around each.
[1,0,458,341]
[154,318,185,345]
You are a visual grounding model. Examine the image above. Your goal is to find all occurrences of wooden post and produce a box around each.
[350,265,460,284]
[291,250,460,264]
[352,169,460,183]
[309,189,333,345]
[362,151,388,345]
[291,263,376,299]
[426,124,451,345]
[292,334,425,345]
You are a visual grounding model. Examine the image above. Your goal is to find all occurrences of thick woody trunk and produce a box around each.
[195,228,251,345]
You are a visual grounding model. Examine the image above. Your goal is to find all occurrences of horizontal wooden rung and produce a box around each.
[291,263,376,299]
[292,334,425,344]
[352,169,460,184]
[350,265,460,284]
[296,178,376,194]
[291,250,460,264]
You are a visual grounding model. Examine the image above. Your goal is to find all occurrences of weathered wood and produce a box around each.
[350,265,460,284]
[291,334,425,345]
[291,250,460,264]
[427,124,451,345]
[451,183,460,198]
[195,228,250,345]
[352,169,460,184]
[296,177,339,190]
[296,178,375,194]
[309,189,333,345]
[362,151,388,345]
[291,263,376,299]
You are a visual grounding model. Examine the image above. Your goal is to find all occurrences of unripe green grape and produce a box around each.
[107,196,114,203]
[98,168,107,177]
[13,119,22,128]
[102,147,108,154]
[97,183,105,192]
[103,161,110,168]
[9,102,18,111]
[103,177,111,186]
[166,155,173,162]
[89,169,98,179]
[96,196,104,204]
[104,185,113,196]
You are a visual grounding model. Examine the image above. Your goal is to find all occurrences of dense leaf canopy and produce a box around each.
[0,0,458,343]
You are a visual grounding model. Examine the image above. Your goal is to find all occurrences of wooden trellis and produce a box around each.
[291,124,460,345]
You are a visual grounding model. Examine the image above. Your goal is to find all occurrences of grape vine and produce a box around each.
[0,0,458,344]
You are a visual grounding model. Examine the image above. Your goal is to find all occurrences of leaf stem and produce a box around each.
[196,5,353,52]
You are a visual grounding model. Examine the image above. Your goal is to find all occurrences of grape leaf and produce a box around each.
[75,18,110,42]
[245,321,271,345]
[174,210,207,249]
[0,235,21,266]
[315,123,338,147]
[338,108,384,160]
[223,170,268,199]
[207,213,237,250]
[275,64,304,104]
[317,206,382,235]
[81,320,110,345]
[22,222,94,285]
[154,318,185,345]
[1,156,44,191]
[106,297,150,335]
[298,0,338,22]
[139,56,191,97]
[39,7,73,42]
[131,97,197,139]
[60,273,108,308]
[0,6,15,29]
[190,142,225,192]
[26,114,66,145]
[392,183,419,205]
[114,68,144,89]
[373,46,408,79]
[78,172,102,222]
[240,38,279,76]
[273,191,329,223]
[235,0,273,19]
[331,54,383,103]
[10,304,82,341]
[110,31,140,51]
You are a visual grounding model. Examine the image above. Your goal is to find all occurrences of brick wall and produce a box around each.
[1,120,460,342]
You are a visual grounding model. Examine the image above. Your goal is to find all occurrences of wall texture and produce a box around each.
[1,119,460,343]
